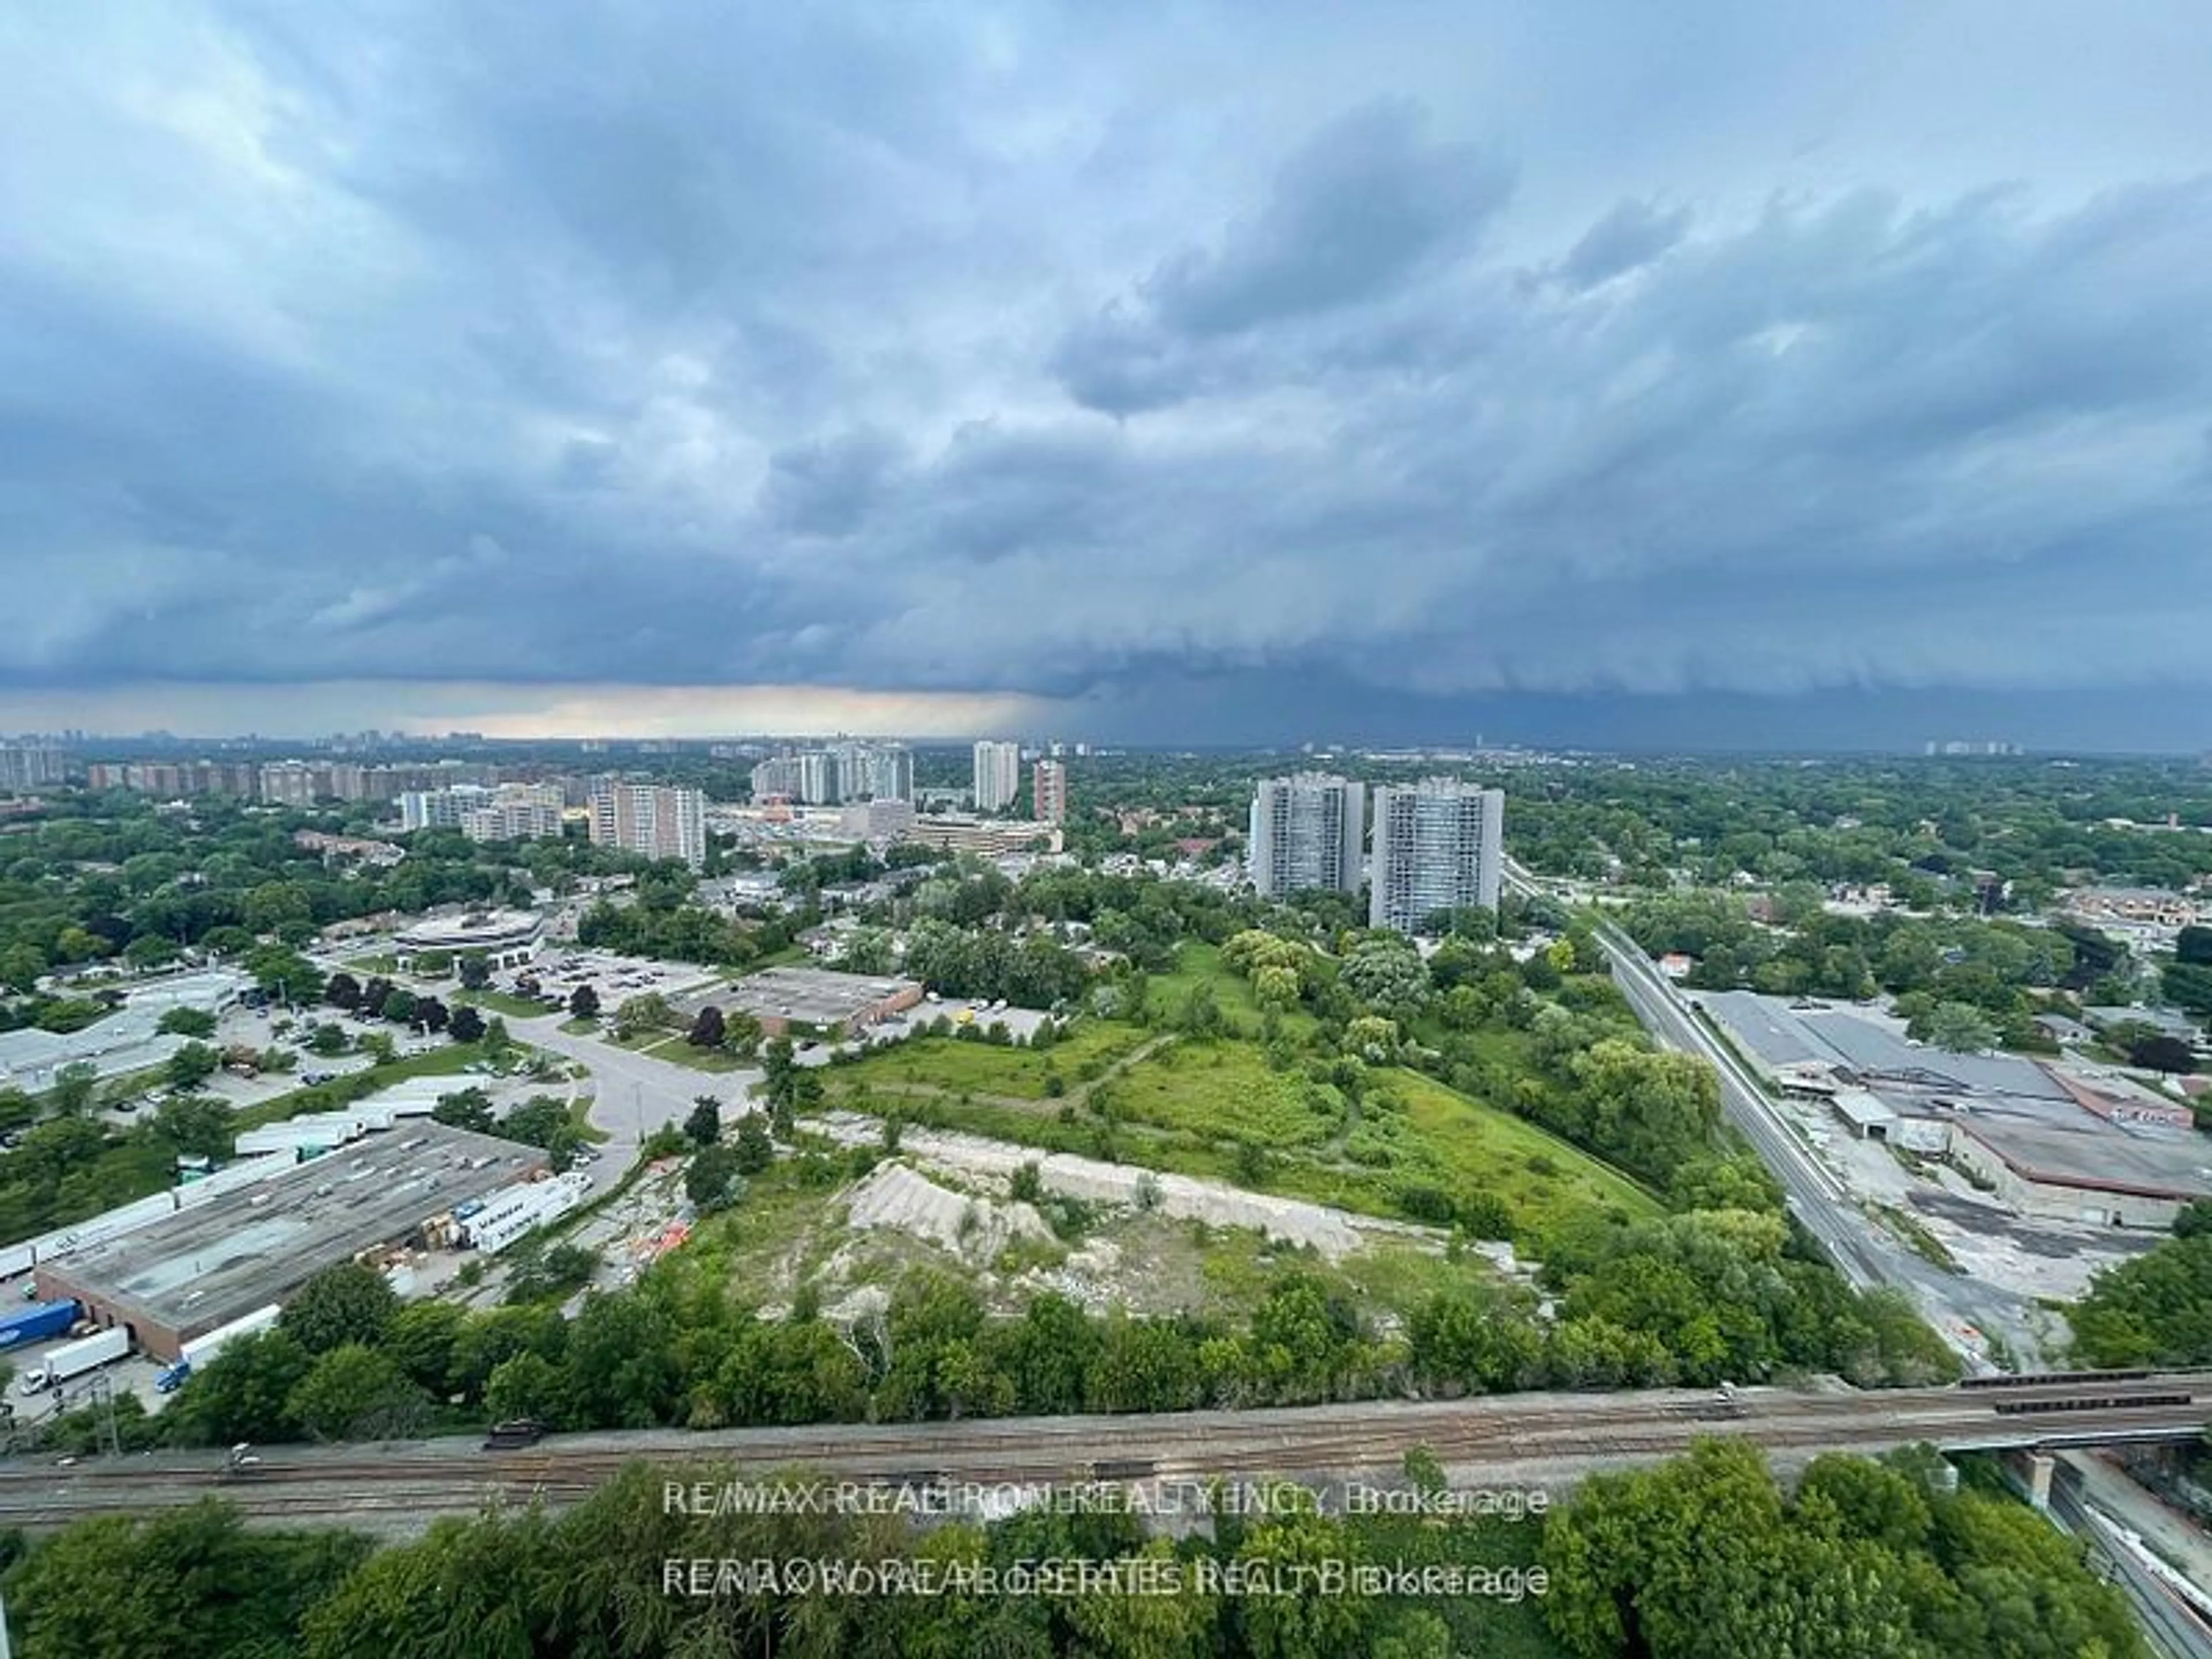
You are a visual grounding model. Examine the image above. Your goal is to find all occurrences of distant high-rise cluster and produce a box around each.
[1032,759,1067,825]
[972,741,1022,813]
[1248,774,1365,899]
[589,782,707,869]
[1247,772,1503,934]
[1924,740,2023,757]
[398,782,566,843]
[749,741,912,806]
[0,742,70,792]
[86,758,532,805]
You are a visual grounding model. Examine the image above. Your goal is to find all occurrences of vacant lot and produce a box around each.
[828,1018,1149,1102]
[821,1015,1658,1244]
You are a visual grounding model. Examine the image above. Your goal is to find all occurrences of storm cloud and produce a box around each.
[3,2,2210,740]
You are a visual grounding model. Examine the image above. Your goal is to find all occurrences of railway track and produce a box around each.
[3,1375,2202,1532]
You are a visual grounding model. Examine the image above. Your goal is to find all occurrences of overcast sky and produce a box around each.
[3,2,2209,747]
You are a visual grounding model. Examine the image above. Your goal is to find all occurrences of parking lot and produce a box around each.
[500,949,721,1014]
[0,1298,172,1429]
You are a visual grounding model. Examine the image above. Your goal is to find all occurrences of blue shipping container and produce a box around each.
[0,1300,77,1349]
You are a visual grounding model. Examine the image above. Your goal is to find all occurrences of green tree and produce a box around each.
[287,1343,429,1440]
[432,1086,495,1134]
[150,1093,234,1161]
[447,1004,486,1045]
[49,1060,100,1116]
[1921,1000,1999,1052]
[165,1040,222,1091]
[282,1262,400,1355]
[483,1350,567,1425]
[684,1095,722,1146]
[166,1330,313,1445]
[157,1005,218,1038]
[732,1114,774,1174]
[567,984,599,1021]
[686,1143,741,1211]
[686,1004,726,1049]
[7,1500,369,1658]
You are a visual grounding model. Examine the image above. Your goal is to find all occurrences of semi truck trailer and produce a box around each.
[0,1300,78,1350]
[19,1325,129,1394]
[156,1302,282,1393]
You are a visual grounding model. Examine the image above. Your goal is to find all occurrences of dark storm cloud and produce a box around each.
[1141,101,1514,336]
[1560,199,1694,290]
[3,1,2211,740]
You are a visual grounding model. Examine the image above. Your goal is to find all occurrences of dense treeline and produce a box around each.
[1618,888,2108,1046]
[2069,1200,2212,1368]
[1039,749,2212,897]
[0,1442,2130,1659]
[1493,754,2212,897]
[0,796,657,994]
[1544,1440,2146,1658]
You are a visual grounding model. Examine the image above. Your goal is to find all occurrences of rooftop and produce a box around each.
[1956,1115,2212,1202]
[711,965,922,1028]
[34,1123,543,1345]
[0,968,249,1088]
[393,908,543,949]
[1701,991,2069,1101]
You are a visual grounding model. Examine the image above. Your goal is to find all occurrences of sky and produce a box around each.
[3,2,2210,749]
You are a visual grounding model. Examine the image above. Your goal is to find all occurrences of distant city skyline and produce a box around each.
[0,679,2201,756]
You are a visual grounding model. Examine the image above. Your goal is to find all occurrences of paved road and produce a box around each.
[2,1372,2202,1535]
[512,1013,763,1195]
[1506,861,2051,1369]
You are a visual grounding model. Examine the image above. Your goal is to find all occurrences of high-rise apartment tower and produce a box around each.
[1368,779,1503,934]
[1247,773,1365,899]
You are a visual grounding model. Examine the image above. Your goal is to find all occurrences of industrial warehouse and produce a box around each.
[699,964,924,1037]
[32,1124,550,1361]
[1700,991,2212,1229]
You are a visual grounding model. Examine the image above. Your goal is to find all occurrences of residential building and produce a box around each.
[1033,759,1067,825]
[846,743,913,802]
[0,743,66,792]
[1368,779,1505,934]
[750,742,912,805]
[397,785,487,830]
[1247,773,1365,899]
[750,755,804,800]
[589,783,707,869]
[972,740,1022,812]
[2062,887,2203,931]
[798,751,840,805]
[460,784,566,844]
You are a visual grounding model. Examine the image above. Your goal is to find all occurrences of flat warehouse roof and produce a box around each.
[714,965,921,1024]
[1703,991,2067,1100]
[1959,1116,2212,1201]
[36,1124,543,1342]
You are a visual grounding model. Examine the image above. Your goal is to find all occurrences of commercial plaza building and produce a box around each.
[1247,773,1365,899]
[972,741,1022,812]
[1368,780,1505,933]
[589,782,707,869]
[693,965,924,1038]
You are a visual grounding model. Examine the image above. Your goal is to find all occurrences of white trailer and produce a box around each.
[20,1325,129,1393]
[181,1303,282,1370]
